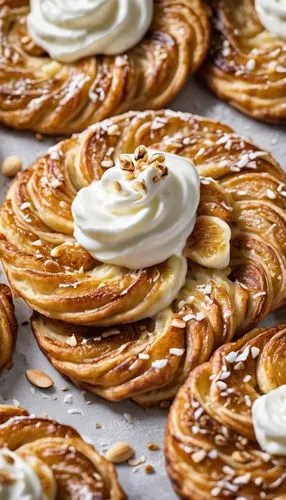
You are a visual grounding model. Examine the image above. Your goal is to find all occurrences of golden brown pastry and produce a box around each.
[0,404,125,499]
[0,284,17,371]
[202,0,286,123]
[165,324,286,499]
[0,109,282,405]
[0,0,209,135]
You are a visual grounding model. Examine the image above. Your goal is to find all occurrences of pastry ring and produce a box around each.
[202,0,286,123]
[0,0,209,135]
[166,324,286,499]
[0,405,125,499]
[0,109,285,406]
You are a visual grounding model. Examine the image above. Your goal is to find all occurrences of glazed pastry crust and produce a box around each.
[0,405,125,499]
[0,0,209,135]
[202,0,286,123]
[165,324,286,499]
[0,284,17,370]
[0,108,282,405]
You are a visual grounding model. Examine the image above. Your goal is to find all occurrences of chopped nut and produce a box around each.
[44,260,61,273]
[25,369,54,389]
[106,442,135,464]
[66,335,77,347]
[119,154,134,171]
[113,181,122,192]
[134,145,148,161]
[145,464,155,474]
[232,451,252,463]
[1,156,22,177]
[95,423,102,429]
[171,318,186,329]
[35,133,44,141]
[147,442,160,451]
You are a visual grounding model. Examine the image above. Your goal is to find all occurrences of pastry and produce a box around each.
[0,404,125,499]
[165,324,286,499]
[0,284,17,371]
[0,0,209,135]
[0,109,285,406]
[202,0,286,123]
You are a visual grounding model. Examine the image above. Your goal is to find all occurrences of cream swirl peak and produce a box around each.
[256,0,286,39]
[28,0,153,63]
[72,146,200,270]
[252,385,286,455]
[0,448,42,499]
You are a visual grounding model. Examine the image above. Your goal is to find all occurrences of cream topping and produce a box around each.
[72,146,200,270]
[0,448,42,500]
[256,0,286,38]
[28,0,153,63]
[252,385,286,455]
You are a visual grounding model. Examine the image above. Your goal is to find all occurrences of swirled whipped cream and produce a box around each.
[256,0,286,38]
[28,0,153,63]
[252,385,286,455]
[0,448,42,499]
[72,146,200,270]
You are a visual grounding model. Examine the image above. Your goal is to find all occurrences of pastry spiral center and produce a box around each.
[256,0,286,38]
[252,385,286,455]
[0,449,42,500]
[72,145,200,270]
[27,0,153,63]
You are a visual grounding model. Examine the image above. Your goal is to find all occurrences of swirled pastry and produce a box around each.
[202,0,286,123]
[0,0,209,135]
[0,284,17,371]
[0,405,125,499]
[165,324,286,499]
[0,109,282,405]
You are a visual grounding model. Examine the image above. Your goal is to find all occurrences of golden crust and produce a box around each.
[0,108,281,405]
[0,284,17,370]
[202,0,286,123]
[0,404,125,499]
[165,324,286,499]
[0,0,209,135]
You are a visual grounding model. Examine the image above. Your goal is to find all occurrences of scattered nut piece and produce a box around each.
[1,156,22,177]
[106,442,134,464]
[25,369,54,389]
[35,133,44,141]
[145,464,155,474]
[44,260,61,273]
[95,423,102,429]
[147,442,160,451]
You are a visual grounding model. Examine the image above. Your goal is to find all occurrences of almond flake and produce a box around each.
[171,318,186,328]
[152,359,168,369]
[25,369,54,389]
[66,335,77,347]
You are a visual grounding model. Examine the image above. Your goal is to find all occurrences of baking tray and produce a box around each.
[0,76,285,500]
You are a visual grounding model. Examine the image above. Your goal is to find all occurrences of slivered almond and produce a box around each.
[25,369,54,389]
[106,442,134,464]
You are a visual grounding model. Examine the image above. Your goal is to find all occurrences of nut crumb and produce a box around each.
[145,464,155,474]
[147,442,160,451]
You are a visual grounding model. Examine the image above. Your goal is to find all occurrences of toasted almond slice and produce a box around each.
[106,442,135,464]
[25,369,54,389]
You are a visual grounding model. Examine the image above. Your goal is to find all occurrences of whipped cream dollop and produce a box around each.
[28,0,153,63]
[256,0,286,38]
[252,385,286,455]
[72,147,200,270]
[0,448,42,500]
